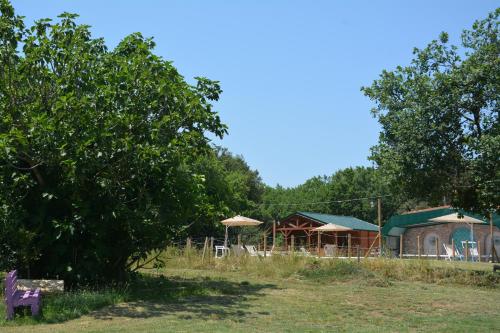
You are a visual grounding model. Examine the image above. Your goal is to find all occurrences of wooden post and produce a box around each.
[452,238,455,258]
[263,233,267,257]
[201,237,208,262]
[399,234,403,259]
[490,212,499,262]
[210,237,214,257]
[417,235,421,259]
[186,237,191,250]
[478,240,481,262]
[291,235,295,254]
[465,240,469,262]
[284,234,288,251]
[435,237,439,260]
[356,245,360,263]
[307,233,311,252]
[377,197,382,257]
[237,234,241,247]
[317,231,321,256]
[273,220,276,250]
[364,233,379,258]
[348,233,352,259]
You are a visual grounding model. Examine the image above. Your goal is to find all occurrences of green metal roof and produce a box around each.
[296,212,379,232]
[382,207,500,237]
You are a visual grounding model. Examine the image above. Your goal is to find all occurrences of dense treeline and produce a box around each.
[259,167,404,225]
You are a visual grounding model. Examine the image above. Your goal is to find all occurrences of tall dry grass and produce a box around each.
[155,247,500,288]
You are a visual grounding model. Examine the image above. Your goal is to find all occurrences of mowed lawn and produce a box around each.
[2,259,500,333]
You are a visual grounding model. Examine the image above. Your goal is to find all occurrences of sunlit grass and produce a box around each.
[1,251,499,332]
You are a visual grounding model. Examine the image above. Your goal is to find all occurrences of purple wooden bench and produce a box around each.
[4,270,42,320]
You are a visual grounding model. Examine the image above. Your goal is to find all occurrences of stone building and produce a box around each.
[383,206,500,258]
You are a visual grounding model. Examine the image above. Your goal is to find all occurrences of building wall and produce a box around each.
[402,223,500,256]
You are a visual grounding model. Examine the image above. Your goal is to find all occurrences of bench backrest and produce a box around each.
[4,270,17,302]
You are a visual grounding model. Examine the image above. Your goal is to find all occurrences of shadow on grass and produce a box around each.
[92,275,276,322]
[0,274,277,325]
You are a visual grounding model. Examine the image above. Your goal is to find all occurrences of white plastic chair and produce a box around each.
[215,245,229,258]
[245,245,259,256]
[442,244,453,261]
[231,244,245,257]
[470,246,479,262]
[299,246,311,256]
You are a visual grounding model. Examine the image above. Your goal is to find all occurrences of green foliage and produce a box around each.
[362,9,500,214]
[260,176,331,220]
[0,1,227,283]
[260,167,401,224]
[328,167,400,224]
[188,147,265,237]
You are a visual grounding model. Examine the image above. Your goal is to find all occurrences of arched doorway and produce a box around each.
[423,232,440,255]
[450,227,476,254]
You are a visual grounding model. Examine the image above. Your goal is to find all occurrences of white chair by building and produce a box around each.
[215,245,230,258]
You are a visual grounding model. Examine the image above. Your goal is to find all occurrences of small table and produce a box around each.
[215,245,230,258]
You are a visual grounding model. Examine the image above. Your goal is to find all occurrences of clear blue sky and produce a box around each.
[11,1,498,187]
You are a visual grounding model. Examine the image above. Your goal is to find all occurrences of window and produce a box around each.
[424,233,440,254]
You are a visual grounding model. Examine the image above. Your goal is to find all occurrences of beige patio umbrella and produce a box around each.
[313,224,353,250]
[313,224,353,232]
[221,215,263,247]
[428,213,485,224]
[429,213,485,245]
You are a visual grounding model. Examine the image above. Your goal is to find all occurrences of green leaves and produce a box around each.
[0,2,227,283]
[363,8,499,214]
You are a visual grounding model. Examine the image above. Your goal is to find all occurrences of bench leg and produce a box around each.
[6,303,14,320]
[31,301,40,317]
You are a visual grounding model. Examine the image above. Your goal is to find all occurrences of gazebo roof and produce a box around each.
[288,212,379,232]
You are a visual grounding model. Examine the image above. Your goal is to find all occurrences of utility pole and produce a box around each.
[273,220,276,250]
[378,197,382,257]
[491,212,499,263]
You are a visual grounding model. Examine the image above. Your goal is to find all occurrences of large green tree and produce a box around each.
[0,1,226,282]
[362,9,499,214]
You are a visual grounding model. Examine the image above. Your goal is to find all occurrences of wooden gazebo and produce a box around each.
[276,212,378,253]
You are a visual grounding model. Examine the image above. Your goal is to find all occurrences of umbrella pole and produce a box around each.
[224,225,229,248]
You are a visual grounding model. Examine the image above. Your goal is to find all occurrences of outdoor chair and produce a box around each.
[324,244,336,257]
[469,246,480,262]
[245,245,259,256]
[299,246,311,256]
[442,244,454,261]
[244,245,272,257]
[215,245,230,258]
[231,244,246,257]
[453,246,465,261]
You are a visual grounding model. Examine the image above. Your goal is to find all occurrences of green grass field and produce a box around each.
[1,256,499,333]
